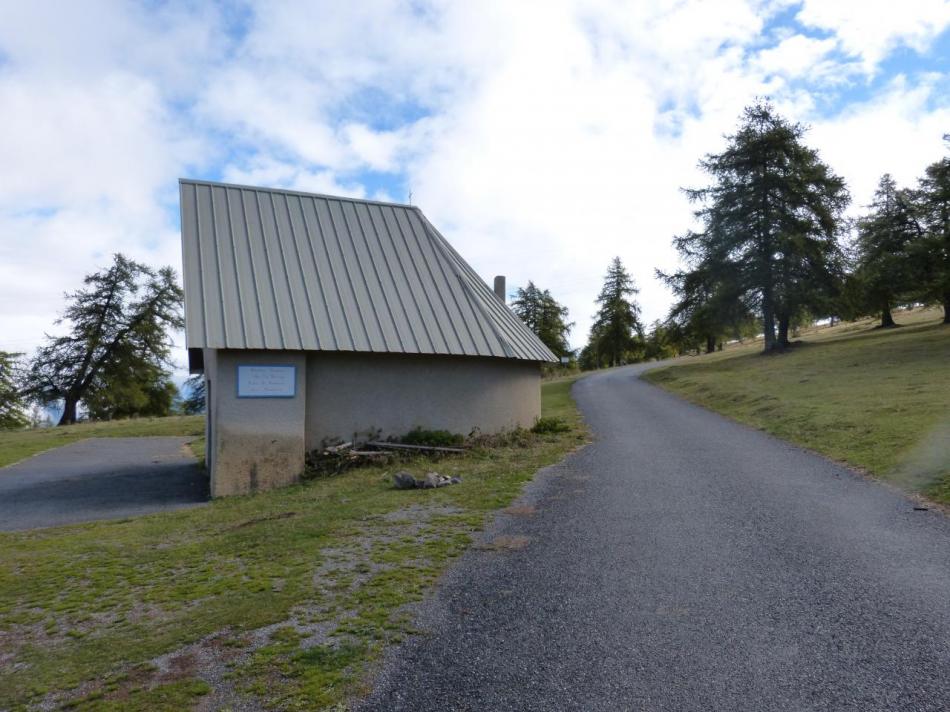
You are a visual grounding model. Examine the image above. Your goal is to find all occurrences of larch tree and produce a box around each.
[511,281,574,357]
[912,136,950,323]
[674,101,849,352]
[0,351,28,430]
[657,262,751,354]
[853,174,920,327]
[585,257,643,367]
[24,254,184,425]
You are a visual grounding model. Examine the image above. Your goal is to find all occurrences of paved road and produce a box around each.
[0,437,208,531]
[362,364,950,711]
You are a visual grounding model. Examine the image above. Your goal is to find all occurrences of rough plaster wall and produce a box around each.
[305,353,541,448]
[207,350,307,497]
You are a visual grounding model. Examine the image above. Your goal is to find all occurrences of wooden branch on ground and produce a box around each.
[366,441,466,454]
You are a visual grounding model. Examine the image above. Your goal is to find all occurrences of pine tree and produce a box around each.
[912,136,950,323]
[853,174,920,327]
[24,254,184,424]
[675,101,849,352]
[511,281,574,357]
[0,351,28,430]
[586,257,643,367]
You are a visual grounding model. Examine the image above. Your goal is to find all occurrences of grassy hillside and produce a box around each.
[0,415,205,469]
[0,380,586,711]
[645,307,950,505]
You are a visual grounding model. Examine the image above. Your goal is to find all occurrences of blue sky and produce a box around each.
[1,0,949,371]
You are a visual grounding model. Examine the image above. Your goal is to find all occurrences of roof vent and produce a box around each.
[493,275,506,302]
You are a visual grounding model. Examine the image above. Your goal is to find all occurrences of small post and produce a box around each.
[493,275,506,302]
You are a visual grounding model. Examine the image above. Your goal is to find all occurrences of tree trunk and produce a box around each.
[881,302,896,328]
[705,335,716,354]
[59,396,78,426]
[762,301,776,353]
[943,292,950,324]
[777,313,790,349]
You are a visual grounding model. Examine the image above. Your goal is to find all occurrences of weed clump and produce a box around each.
[531,416,570,434]
[399,427,464,447]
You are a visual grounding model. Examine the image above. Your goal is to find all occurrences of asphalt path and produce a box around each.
[0,437,208,531]
[361,363,950,711]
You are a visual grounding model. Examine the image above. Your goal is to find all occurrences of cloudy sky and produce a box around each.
[2,0,949,374]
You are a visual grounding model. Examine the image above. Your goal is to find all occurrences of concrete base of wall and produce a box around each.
[205,349,306,497]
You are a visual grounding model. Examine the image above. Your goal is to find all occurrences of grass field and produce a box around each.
[0,415,205,469]
[0,380,585,711]
[645,307,950,505]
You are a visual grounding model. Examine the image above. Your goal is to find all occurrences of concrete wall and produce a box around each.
[305,352,541,449]
[204,349,542,497]
[204,349,307,497]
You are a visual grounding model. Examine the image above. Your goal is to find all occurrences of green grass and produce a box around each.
[645,311,950,505]
[0,416,205,469]
[0,380,585,711]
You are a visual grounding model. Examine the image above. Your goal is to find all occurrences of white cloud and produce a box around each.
[220,158,369,198]
[809,76,950,213]
[796,0,950,72]
[754,34,840,77]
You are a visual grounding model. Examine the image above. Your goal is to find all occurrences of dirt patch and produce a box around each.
[504,505,536,516]
[479,535,531,551]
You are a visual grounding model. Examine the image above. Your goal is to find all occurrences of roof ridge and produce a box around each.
[179,178,416,211]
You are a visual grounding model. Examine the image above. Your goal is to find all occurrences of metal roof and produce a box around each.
[179,179,556,362]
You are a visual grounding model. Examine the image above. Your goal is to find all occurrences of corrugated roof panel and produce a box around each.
[264,191,307,349]
[179,183,206,345]
[376,205,448,354]
[270,191,317,349]
[390,207,460,355]
[301,196,353,350]
[287,194,338,350]
[339,201,400,352]
[195,184,227,348]
[211,186,245,347]
[358,202,422,352]
[403,208,485,356]
[242,190,282,349]
[327,199,385,352]
[179,179,557,362]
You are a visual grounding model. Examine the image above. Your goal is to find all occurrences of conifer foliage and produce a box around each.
[24,254,184,425]
[671,101,849,352]
[852,174,920,328]
[0,351,27,430]
[510,281,574,357]
[581,257,644,368]
[913,136,950,324]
